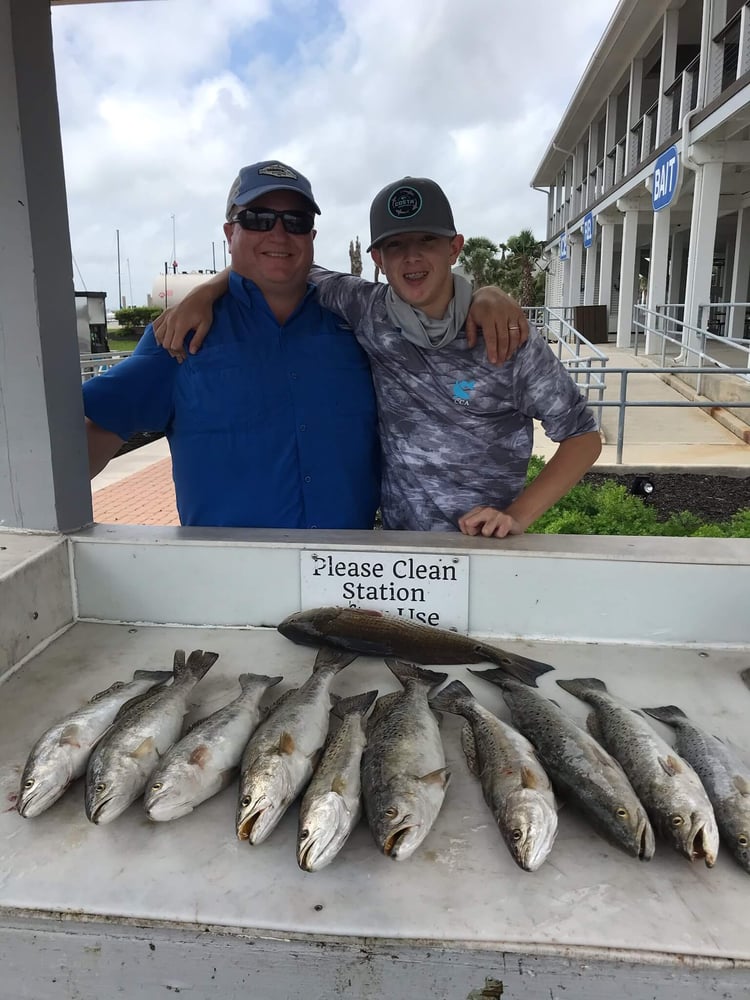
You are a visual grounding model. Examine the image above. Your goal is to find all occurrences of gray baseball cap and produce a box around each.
[367,176,457,251]
[225,160,321,220]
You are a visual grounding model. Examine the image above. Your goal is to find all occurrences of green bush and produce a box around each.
[525,457,750,538]
[114,306,162,338]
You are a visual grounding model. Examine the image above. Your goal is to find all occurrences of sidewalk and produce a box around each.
[91,353,750,526]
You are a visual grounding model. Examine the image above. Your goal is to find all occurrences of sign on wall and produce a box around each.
[582,212,594,249]
[652,145,680,212]
[300,550,469,631]
[559,232,568,260]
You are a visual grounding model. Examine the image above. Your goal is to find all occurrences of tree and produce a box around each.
[498,229,545,306]
[458,237,502,288]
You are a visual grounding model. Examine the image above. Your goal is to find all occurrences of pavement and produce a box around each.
[91,348,750,526]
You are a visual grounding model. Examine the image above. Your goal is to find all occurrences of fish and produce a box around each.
[297,689,378,872]
[429,679,558,871]
[17,669,173,818]
[557,678,719,866]
[144,672,282,822]
[85,649,218,824]
[470,668,655,860]
[236,648,356,845]
[643,705,750,874]
[742,667,750,691]
[277,607,553,687]
[361,659,450,861]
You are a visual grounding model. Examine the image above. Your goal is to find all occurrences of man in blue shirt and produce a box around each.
[84,161,380,528]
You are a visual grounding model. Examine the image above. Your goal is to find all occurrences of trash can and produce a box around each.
[573,304,609,344]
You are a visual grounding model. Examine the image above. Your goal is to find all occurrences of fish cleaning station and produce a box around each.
[2,2,750,998]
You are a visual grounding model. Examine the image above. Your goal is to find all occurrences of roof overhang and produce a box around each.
[531,0,676,187]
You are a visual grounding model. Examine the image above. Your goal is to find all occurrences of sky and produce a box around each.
[51,0,620,309]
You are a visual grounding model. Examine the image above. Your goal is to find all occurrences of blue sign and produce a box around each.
[652,145,680,211]
[582,212,594,249]
[559,233,568,261]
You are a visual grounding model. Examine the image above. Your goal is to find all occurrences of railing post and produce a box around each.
[616,372,628,466]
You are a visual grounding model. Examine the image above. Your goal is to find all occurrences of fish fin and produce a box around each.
[659,754,685,776]
[238,673,283,692]
[460,723,480,777]
[278,731,296,755]
[741,667,750,689]
[331,689,378,720]
[173,649,186,672]
[419,767,451,789]
[429,679,474,717]
[312,647,358,674]
[588,740,622,773]
[264,687,298,719]
[642,705,687,727]
[480,645,555,687]
[175,649,219,684]
[366,691,403,732]
[384,658,448,692]
[89,681,125,703]
[331,774,348,796]
[112,686,165,723]
[467,666,520,692]
[58,724,83,749]
[129,736,157,760]
[733,773,750,796]
[188,745,212,769]
[520,765,544,790]
[557,677,607,701]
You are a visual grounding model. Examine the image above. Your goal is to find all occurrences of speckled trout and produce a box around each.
[430,679,558,871]
[643,704,749,874]
[278,607,553,686]
[558,678,719,866]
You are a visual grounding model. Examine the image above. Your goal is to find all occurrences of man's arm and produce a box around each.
[458,431,602,538]
[86,418,126,479]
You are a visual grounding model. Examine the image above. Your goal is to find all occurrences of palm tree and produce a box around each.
[500,229,545,306]
[458,237,502,288]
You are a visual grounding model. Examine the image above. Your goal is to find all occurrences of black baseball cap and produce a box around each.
[367,176,457,251]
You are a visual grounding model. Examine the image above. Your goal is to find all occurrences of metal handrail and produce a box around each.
[80,350,133,383]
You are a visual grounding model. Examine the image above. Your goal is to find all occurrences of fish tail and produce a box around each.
[384,658,448,692]
[175,649,220,684]
[133,669,173,684]
[482,647,555,687]
[741,667,750,690]
[238,673,283,692]
[312,648,358,674]
[428,679,475,717]
[331,689,378,720]
[642,705,688,727]
[556,677,607,701]
[468,666,521,691]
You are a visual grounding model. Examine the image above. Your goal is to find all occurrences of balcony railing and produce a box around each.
[711,2,750,99]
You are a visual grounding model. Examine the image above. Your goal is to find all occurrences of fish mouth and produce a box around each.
[637,814,656,861]
[298,833,327,873]
[237,796,276,844]
[687,820,718,867]
[382,821,420,860]
[86,796,116,825]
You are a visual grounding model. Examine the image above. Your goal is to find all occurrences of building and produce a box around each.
[532,0,750,353]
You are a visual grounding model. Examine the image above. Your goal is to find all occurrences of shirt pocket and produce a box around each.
[175,345,266,432]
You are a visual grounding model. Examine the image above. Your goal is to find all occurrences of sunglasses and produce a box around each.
[230,207,315,235]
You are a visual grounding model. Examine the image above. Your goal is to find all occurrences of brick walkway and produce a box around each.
[92,457,179,525]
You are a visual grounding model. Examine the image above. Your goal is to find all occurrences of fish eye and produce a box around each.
[616,807,628,818]
[384,806,398,819]
[738,834,749,847]
[241,796,251,807]
[96,783,106,793]
[300,829,309,841]
[512,829,522,842]
[24,779,34,789]
[671,815,684,828]
[151,782,162,791]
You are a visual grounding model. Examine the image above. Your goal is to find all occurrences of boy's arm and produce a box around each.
[152,269,230,357]
[457,431,602,538]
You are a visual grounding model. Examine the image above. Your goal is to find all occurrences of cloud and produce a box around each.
[51,0,618,306]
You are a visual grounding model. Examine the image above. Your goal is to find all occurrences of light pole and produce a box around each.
[116,228,122,307]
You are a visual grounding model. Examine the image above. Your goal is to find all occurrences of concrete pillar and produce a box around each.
[625,59,644,172]
[598,218,616,321]
[656,10,679,144]
[568,234,583,309]
[729,205,750,338]
[0,0,92,531]
[616,201,640,347]
[645,207,671,353]
[667,229,689,305]
[583,236,598,306]
[683,159,723,358]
